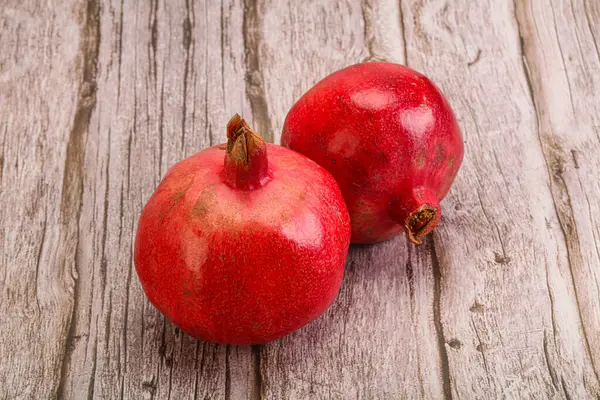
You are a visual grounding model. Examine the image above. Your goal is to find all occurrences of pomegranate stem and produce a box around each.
[390,187,441,245]
[405,205,438,244]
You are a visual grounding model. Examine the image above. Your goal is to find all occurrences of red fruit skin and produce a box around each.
[281,62,464,244]
[134,142,350,345]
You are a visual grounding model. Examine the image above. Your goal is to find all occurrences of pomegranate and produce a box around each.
[134,115,351,345]
[282,62,463,244]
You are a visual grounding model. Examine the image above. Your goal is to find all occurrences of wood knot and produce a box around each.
[470,301,485,314]
[494,252,511,265]
[142,377,157,394]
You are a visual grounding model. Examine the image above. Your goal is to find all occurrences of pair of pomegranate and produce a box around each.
[135,62,464,345]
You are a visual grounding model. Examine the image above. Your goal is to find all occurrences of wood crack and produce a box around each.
[128,40,136,204]
[202,1,211,148]
[562,376,573,400]
[475,188,507,262]
[252,345,263,400]
[55,0,100,397]
[242,0,273,142]
[551,179,600,385]
[104,291,113,358]
[118,180,125,246]
[100,122,111,313]
[398,0,408,64]
[34,215,47,311]
[0,126,5,189]
[337,258,355,352]
[192,342,201,400]
[220,0,226,103]
[582,192,600,295]
[542,330,559,392]
[150,0,158,84]
[567,0,587,70]
[88,314,100,399]
[157,317,168,399]
[158,67,165,180]
[545,247,559,351]
[121,251,133,394]
[548,2,577,118]
[116,0,124,104]
[430,237,452,400]
[360,0,377,61]
[225,345,231,400]
[470,316,493,392]
[406,243,425,399]
[467,49,482,67]
[181,0,193,153]
[583,0,600,64]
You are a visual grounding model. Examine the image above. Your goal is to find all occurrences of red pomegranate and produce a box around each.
[282,62,463,244]
[134,115,351,345]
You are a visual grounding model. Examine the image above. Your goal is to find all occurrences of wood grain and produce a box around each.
[256,1,444,399]
[57,0,258,398]
[1,0,599,399]
[515,0,600,391]
[0,0,94,398]
[402,0,600,397]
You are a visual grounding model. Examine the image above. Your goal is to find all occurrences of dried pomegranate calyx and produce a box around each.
[406,204,438,245]
[223,114,271,190]
[390,186,441,245]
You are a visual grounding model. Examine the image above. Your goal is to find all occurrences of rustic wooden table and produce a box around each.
[2,0,599,398]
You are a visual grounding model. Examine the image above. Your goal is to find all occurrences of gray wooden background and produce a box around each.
[1,0,599,398]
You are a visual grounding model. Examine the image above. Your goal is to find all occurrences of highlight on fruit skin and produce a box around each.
[281,62,464,244]
[134,114,351,345]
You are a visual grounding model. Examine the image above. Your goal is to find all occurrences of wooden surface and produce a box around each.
[1,0,599,398]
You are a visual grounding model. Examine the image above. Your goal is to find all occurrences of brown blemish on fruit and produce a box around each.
[192,200,209,218]
[434,143,445,164]
[415,148,426,168]
[159,175,194,222]
[447,154,455,169]
[192,184,217,218]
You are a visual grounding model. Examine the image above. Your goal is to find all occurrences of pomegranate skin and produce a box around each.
[134,119,350,345]
[281,62,464,244]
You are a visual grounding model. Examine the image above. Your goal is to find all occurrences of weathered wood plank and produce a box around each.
[2,0,600,398]
[515,0,600,391]
[255,1,446,399]
[252,0,370,144]
[402,0,600,398]
[0,1,94,398]
[58,0,257,398]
